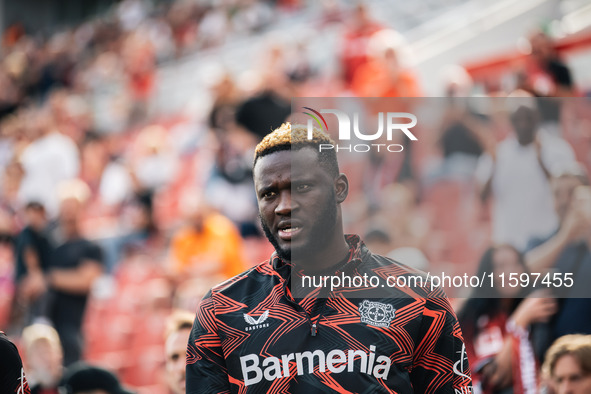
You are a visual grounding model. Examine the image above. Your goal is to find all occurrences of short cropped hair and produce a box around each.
[543,334,591,378]
[164,310,195,340]
[253,122,339,178]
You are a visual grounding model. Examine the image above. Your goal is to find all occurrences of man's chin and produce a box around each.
[275,246,291,262]
[274,243,311,263]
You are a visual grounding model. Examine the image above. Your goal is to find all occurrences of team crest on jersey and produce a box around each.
[244,310,270,331]
[359,300,396,328]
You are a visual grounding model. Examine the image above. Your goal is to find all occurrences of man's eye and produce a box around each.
[296,184,311,192]
[262,191,276,198]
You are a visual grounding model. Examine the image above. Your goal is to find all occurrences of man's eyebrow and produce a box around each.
[257,185,276,194]
[292,174,316,183]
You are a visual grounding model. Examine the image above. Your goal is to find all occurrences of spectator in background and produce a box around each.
[14,202,52,325]
[525,166,591,340]
[22,323,63,394]
[0,65,21,120]
[131,125,178,193]
[525,163,589,270]
[168,193,246,284]
[167,1,202,56]
[121,32,156,123]
[476,94,576,251]
[100,191,159,273]
[542,335,591,394]
[196,3,229,50]
[46,180,104,365]
[205,129,260,237]
[427,66,492,184]
[339,2,383,89]
[79,132,132,207]
[522,30,576,98]
[234,43,292,141]
[351,29,421,98]
[17,108,79,217]
[518,31,577,138]
[231,0,273,35]
[459,245,557,394]
[317,0,345,28]
[208,71,242,134]
[59,363,134,394]
[164,310,194,394]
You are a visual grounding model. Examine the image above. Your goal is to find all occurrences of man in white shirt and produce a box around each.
[476,96,576,251]
[18,110,79,216]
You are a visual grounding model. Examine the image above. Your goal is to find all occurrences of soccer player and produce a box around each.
[187,123,472,393]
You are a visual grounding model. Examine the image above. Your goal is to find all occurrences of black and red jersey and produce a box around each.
[187,235,472,393]
[0,332,30,394]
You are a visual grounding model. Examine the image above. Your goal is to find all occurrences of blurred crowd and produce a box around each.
[1,0,591,392]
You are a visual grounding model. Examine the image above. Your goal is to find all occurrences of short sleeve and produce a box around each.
[83,242,104,266]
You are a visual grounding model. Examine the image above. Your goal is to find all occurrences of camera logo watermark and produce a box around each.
[303,107,418,153]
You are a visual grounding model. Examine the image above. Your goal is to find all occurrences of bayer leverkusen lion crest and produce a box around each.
[359,300,396,328]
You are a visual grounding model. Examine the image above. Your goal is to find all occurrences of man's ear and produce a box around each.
[335,173,349,203]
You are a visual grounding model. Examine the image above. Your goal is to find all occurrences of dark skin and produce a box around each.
[254,147,350,271]
[511,106,538,146]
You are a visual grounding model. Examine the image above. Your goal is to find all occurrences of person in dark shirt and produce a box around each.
[235,92,291,140]
[526,31,575,97]
[14,202,52,323]
[0,331,31,394]
[46,188,104,366]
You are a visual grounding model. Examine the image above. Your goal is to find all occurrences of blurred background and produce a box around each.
[1,0,591,392]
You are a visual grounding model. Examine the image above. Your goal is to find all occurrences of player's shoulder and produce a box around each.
[210,257,280,296]
[366,249,429,278]
[364,249,449,300]
[0,331,23,367]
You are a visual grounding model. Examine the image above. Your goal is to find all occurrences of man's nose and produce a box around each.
[275,190,294,215]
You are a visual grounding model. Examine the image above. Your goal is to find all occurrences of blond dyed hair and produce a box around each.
[253,122,339,177]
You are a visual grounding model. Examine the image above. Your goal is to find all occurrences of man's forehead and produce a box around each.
[254,148,322,178]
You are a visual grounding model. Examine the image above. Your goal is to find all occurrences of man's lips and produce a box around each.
[277,221,303,241]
